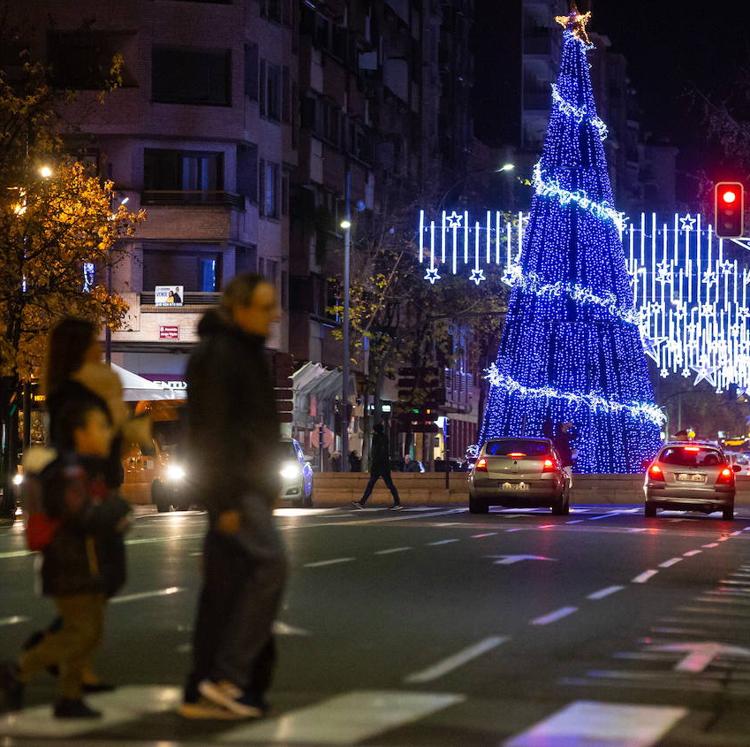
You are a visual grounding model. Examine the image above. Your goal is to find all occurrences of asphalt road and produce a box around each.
[1,502,750,746]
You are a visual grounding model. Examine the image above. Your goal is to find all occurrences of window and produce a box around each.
[152,47,230,106]
[48,31,134,90]
[659,447,725,468]
[237,144,258,202]
[259,160,279,218]
[260,60,282,121]
[244,43,258,101]
[235,245,257,274]
[484,440,551,457]
[261,0,292,25]
[281,170,290,216]
[144,149,223,191]
[199,257,218,291]
[282,66,291,123]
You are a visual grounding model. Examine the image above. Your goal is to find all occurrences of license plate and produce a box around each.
[676,473,705,483]
[501,481,530,491]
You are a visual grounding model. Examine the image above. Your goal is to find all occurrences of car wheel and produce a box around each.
[469,496,488,514]
[644,502,656,518]
[723,506,734,521]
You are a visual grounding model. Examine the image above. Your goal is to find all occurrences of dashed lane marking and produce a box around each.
[304,557,356,568]
[632,570,659,584]
[0,615,29,626]
[427,539,460,546]
[566,519,585,524]
[375,546,412,555]
[659,557,683,568]
[471,532,497,538]
[702,542,720,548]
[503,700,687,747]
[217,690,465,744]
[683,550,702,557]
[506,528,524,533]
[404,636,509,683]
[531,606,578,626]
[111,587,183,604]
[587,585,625,601]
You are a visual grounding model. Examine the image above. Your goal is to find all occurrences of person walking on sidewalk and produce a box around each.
[353,423,402,509]
[181,273,287,720]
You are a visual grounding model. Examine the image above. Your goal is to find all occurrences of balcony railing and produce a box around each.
[141,191,245,210]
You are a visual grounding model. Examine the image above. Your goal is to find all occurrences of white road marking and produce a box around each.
[218,690,465,744]
[375,546,412,555]
[730,530,743,536]
[273,621,312,636]
[0,615,29,626]
[702,542,720,548]
[587,585,625,601]
[125,533,204,546]
[566,519,585,524]
[683,549,702,557]
[588,510,626,521]
[471,532,497,538]
[629,527,647,533]
[651,642,750,672]
[111,587,183,604]
[506,528,524,533]
[531,606,578,626]
[538,524,555,529]
[632,570,659,584]
[427,539,459,546]
[504,701,687,747]
[304,557,356,568]
[0,549,33,559]
[659,557,683,568]
[718,536,730,542]
[0,685,182,738]
[489,555,556,566]
[404,636,509,683]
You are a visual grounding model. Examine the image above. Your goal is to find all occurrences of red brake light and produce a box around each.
[717,466,734,485]
[542,458,556,473]
[683,446,700,453]
[649,464,665,481]
[475,457,488,472]
[507,452,526,458]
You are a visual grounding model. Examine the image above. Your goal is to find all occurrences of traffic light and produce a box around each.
[714,182,744,238]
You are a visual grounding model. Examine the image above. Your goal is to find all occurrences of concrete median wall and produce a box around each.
[310,473,750,507]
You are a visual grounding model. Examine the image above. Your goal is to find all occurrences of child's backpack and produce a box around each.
[21,447,61,552]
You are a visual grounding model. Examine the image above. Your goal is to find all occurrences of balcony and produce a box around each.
[141,191,245,210]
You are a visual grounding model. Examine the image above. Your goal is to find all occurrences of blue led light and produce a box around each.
[478,26,662,473]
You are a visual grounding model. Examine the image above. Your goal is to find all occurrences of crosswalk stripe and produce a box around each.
[217,690,464,744]
[0,685,182,738]
[504,700,687,747]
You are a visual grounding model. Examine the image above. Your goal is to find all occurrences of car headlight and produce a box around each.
[166,464,186,482]
[12,473,23,486]
[279,462,302,480]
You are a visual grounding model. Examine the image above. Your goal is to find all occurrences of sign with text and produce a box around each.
[155,286,184,307]
[159,325,180,341]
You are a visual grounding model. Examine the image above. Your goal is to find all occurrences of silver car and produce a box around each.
[468,437,570,515]
[644,442,738,520]
[279,438,314,507]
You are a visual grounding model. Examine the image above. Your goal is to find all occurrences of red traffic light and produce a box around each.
[714,181,744,238]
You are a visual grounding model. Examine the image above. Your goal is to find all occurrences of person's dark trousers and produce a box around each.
[359,470,400,505]
[194,496,287,691]
[184,526,281,702]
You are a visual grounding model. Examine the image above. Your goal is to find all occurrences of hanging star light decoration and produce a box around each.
[424,267,441,284]
[446,211,463,229]
[470,268,486,285]
[555,4,592,45]
[679,214,697,232]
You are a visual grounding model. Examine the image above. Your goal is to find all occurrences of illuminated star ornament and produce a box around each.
[555,5,592,45]
[470,268,486,285]
[680,214,697,232]
[446,211,463,229]
[424,267,441,284]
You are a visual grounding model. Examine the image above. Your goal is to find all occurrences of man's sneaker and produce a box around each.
[82,681,116,694]
[351,501,365,509]
[389,503,404,510]
[178,697,246,720]
[53,698,101,719]
[198,679,263,718]
[0,661,24,712]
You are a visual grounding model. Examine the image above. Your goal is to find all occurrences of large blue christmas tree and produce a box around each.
[478,7,663,473]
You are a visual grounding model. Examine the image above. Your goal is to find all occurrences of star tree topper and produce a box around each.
[555,4,592,45]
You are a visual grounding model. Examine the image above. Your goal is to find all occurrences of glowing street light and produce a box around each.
[340,219,351,230]
[38,165,53,179]
[496,163,515,172]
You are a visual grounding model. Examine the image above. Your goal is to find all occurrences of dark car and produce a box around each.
[468,437,570,515]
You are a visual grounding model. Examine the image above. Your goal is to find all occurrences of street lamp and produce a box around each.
[436,163,516,214]
[497,163,515,173]
[38,165,53,179]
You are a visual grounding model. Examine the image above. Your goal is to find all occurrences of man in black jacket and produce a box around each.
[181,274,287,720]
[353,423,401,508]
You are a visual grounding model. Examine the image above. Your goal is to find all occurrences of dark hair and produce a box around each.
[55,399,110,452]
[220,273,266,312]
[44,318,97,396]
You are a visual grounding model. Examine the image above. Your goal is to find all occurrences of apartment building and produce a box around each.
[16,0,297,390]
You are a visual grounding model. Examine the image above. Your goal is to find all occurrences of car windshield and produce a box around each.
[484,440,550,457]
[660,446,724,467]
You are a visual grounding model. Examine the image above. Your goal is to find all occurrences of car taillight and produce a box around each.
[542,458,557,473]
[648,464,665,482]
[475,457,488,472]
[717,466,734,485]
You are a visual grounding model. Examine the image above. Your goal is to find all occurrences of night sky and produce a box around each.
[593,1,750,170]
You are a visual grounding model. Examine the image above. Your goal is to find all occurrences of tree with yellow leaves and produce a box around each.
[0,54,144,517]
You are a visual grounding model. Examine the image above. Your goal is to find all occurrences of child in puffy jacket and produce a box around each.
[1,399,130,720]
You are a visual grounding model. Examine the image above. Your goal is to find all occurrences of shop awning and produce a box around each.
[112,364,182,401]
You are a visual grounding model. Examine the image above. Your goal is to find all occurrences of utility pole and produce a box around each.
[341,169,352,470]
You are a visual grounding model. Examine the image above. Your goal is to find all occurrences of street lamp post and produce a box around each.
[436,163,515,214]
[341,170,352,471]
